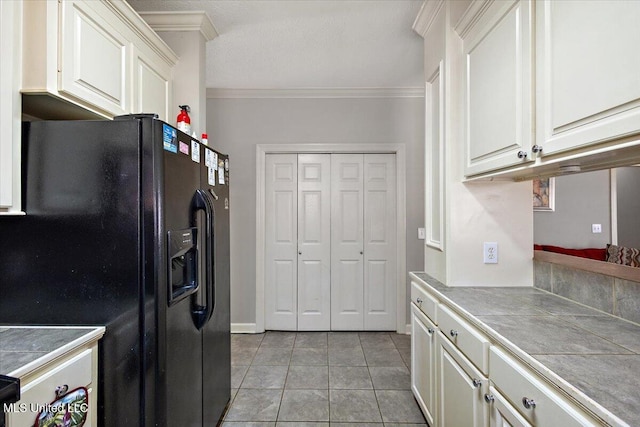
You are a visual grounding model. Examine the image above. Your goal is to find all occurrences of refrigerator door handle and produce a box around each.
[190,189,215,330]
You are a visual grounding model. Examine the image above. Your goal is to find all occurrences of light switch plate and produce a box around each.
[418,228,426,240]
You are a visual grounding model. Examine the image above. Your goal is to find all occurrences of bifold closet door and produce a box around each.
[363,154,397,330]
[297,154,331,330]
[265,154,330,331]
[331,154,397,330]
[331,154,365,330]
[265,154,298,330]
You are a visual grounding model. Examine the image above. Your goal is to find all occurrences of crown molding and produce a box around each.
[138,11,218,41]
[206,87,425,99]
[412,0,444,37]
[105,1,179,65]
[455,0,493,38]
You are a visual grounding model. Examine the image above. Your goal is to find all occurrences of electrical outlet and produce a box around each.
[418,228,426,240]
[483,242,498,264]
[592,224,602,233]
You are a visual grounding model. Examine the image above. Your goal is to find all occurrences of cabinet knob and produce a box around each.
[531,145,543,154]
[449,329,458,338]
[472,378,482,388]
[484,393,495,404]
[427,327,435,335]
[416,297,423,304]
[522,397,537,409]
[517,151,528,159]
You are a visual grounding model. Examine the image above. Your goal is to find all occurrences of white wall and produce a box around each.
[206,96,424,327]
[534,170,611,248]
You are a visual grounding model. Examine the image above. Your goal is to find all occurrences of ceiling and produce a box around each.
[127,0,425,90]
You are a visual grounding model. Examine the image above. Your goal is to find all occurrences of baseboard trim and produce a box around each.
[231,323,258,334]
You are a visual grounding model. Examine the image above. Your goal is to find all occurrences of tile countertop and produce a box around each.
[410,272,640,427]
[0,326,105,379]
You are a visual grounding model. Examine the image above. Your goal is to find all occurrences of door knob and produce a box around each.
[298,251,302,255]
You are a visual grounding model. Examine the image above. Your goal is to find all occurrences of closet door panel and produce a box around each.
[364,154,397,330]
[331,154,365,330]
[265,154,298,330]
[298,154,331,330]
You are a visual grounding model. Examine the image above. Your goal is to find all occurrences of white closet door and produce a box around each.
[364,154,397,330]
[297,154,331,330]
[265,154,298,330]
[331,154,365,330]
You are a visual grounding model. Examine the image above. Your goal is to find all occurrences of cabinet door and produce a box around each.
[133,47,172,122]
[411,303,437,427]
[536,0,640,156]
[297,154,331,331]
[0,0,21,213]
[461,0,534,176]
[437,331,488,427]
[59,0,129,116]
[486,385,532,427]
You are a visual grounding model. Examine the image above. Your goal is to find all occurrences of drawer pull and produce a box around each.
[472,378,482,388]
[427,328,435,335]
[484,393,495,404]
[416,297,423,304]
[55,384,69,398]
[449,329,458,338]
[522,397,537,409]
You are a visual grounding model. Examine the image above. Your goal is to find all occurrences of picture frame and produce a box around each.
[533,177,555,211]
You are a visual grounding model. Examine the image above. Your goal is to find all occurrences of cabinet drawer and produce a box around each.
[490,347,598,426]
[410,281,438,323]
[7,349,93,427]
[438,304,489,375]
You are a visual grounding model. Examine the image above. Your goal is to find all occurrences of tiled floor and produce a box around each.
[223,331,427,426]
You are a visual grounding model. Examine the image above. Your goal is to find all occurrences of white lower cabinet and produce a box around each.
[489,347,598,426]
[485,385,532,427]
[6,346,98,427]
[437,330,488,427]
[411,302,437,426]
[409,277,604,427]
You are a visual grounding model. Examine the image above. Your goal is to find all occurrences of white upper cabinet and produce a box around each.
[0,0,22,214]
[458,0,534,176]
[133,46,173,122]
[22,0,176,120]
[59,0,129,116]
[535,0,640,156]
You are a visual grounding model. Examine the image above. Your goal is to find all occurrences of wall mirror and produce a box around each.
[533,166,640,276]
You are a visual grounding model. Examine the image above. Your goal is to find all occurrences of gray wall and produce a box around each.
[534,170,611,248]
[206,96,425,327]
[616,166,640,248]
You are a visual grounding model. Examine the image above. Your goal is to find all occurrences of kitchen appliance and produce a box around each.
[0,115,231,427]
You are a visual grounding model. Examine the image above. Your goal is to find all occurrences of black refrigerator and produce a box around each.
[0,114,231,427]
